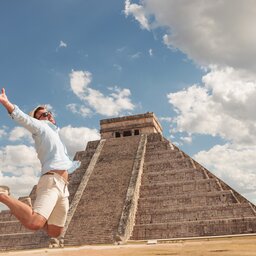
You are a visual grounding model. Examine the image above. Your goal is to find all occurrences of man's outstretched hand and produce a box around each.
[0,88,8,104]
[0,88,15,114]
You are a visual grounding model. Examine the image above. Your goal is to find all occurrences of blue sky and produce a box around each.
[1,0,256,210]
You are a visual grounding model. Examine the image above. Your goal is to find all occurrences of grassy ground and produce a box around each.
[2,235,256,256]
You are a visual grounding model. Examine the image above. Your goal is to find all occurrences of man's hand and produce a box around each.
[0,88,15,114]
[0,88,8,104]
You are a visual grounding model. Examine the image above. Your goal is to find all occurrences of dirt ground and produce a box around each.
[2,235,256,256]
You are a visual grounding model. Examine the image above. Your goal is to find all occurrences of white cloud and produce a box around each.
[0,172,39,211]
[124,0,150,30]
[9,127,33,143]
[113,64,122,71]
[149,48,153,56]
[167,67,256,145]
[159,117,172,123]
[130,0,256,71]
[0,126,7,138]
[125,0,256,204]
[130,52,142,59]
[59,40,67,48]
[180,136,192,144]
[194,144,256,204]
[66,103,91,117]
[0,145,40,177]
[70,70,92,100]
[59,125,100,158]
[69,70,135,117]
[0,144,40,211]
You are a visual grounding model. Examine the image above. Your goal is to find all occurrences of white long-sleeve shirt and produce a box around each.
[10,105,80,175]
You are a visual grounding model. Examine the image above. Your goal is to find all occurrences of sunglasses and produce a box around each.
[37,111,52,120]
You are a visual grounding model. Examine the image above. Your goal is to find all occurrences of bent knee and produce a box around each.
[47,225,63,238]
[48,229,62,238]
[25,213,47,231]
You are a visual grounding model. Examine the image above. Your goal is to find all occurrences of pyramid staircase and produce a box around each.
[131,133,256,240]
[63,134,146,245]
[1,114,256,250]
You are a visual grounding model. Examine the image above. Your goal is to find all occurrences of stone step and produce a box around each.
[0,231,48,251]
[137,191,237,209]
[140,178,221,197]
[74,151,96,163]
[142,167,205,184]
[65,218,118,245]
[146,143,173,151]
[145,149,183,162]
[144,158,194,172]
[135,203,255,224]
[131,217,256,240]
[63,135,142,246]
[147,133,167,143]
[0,220,30,234]
[0,211,16,222]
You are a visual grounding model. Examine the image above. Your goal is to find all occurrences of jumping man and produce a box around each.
[0,88,80,238]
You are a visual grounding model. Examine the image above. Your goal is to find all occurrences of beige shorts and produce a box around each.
[33,173,69,227]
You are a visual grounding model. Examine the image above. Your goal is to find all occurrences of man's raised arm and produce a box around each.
[0,88,15,114]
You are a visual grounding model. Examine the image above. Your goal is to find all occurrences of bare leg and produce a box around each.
[0,193,63,237]
[44,223,64,238]
[0,193,47,231]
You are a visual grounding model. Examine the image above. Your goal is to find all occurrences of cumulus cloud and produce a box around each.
[9,127,33,143]
[0,171,39,211]
[70,70,92,100]
[60,125,100,158]
[0,126,7,138]
[0,145,40,176]
[66,103,92,117]
[68,70,135,117]
[194,144,256,204]
[168,67,256,145]
[0,144,40,211]
[126,0,256,203]
[124,0,150,30]
[127,0,256,72]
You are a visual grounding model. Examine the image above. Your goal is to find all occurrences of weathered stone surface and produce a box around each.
[130,133,256,240]
[64,135,142,246]
[100,112,162,139]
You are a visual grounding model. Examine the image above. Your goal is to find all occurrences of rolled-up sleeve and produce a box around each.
[10,105,42,135]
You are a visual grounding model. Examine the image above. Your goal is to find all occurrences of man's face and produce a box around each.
[35,108,56,125]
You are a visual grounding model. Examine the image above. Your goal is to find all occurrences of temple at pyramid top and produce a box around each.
[100,112,163,139]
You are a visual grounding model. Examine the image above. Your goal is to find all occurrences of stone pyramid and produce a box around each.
[1,112,256,251]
